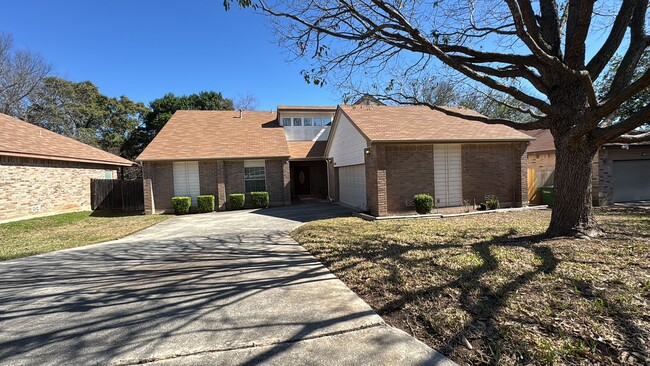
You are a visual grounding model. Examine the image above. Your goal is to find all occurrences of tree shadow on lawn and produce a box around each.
[315,227,648,364]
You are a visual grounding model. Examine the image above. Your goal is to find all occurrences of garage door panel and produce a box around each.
[338,164,366,210]
[613,160,650,202]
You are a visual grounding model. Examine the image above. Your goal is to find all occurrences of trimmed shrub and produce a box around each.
[197,195,215,213]
[171,196,191,215]
[229,194,245,210]
[486,197,501,210]
[413,194,434,214]
[251,191,270,208]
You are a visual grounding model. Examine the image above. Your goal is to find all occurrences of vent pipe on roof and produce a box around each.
[239,109,243,119]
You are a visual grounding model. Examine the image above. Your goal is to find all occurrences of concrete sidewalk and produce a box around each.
[0,203,455,365]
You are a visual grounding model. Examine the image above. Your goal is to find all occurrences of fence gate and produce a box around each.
[91,179,144,211]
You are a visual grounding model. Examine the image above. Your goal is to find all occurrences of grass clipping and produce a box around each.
[293,208,650,365]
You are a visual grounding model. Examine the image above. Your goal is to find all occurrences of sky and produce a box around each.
[0,0,340,110]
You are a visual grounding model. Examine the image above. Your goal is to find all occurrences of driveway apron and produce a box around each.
[0,203,454,365]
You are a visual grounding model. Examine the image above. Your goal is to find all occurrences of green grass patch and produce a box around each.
[293,208,650,365]
[0,211,169,261]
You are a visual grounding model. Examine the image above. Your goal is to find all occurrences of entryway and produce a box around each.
[289,160,328,198]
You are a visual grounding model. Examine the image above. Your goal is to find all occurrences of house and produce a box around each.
[0,113,134,221]
[526,129,650,205]
[137,105,533,216]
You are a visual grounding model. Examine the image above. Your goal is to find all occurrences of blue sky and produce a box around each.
[1,0,340,110]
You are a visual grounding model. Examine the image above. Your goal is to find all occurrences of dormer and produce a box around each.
[277,106,336,142]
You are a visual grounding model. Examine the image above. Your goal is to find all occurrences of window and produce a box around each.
[303,117,312,126]
[173,161,200,205]
[244,160,266,193]
[292,117,302,126]
[104,170,113,179]
[323,117,332,126]
[314,117,322,126]
[282,117,291,126]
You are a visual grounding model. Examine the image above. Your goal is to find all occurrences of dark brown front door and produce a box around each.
[294,166,311,195]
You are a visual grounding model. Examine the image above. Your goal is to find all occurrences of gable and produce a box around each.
[326,111,368,167]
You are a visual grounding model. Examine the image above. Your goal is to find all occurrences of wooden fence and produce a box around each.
[527,169,554,204]
[91,179,144,211]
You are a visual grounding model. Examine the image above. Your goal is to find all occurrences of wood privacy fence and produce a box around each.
[91,179,144,211]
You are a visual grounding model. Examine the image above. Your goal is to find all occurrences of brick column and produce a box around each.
[365,144,388,216]
[517,142,529,207]
[216,160,226,211]
[283,160,291,206]
[142,162,155,215]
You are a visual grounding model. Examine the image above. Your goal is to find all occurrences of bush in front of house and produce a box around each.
[251,191,270,208]
[197,195,215,213]
[171,196,191,215]
[229,194,245,210]
[486,197,501,210]
[413,194,434,214]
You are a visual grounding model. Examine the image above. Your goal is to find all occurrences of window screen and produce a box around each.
[244,166,266,193]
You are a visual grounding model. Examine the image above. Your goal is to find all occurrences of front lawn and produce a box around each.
[0,211,169,261]
[293,208,650,365]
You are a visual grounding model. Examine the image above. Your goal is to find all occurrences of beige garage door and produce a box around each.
[338,164,366,210]
[613,160,650,202]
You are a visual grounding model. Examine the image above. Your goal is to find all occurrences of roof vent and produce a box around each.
[239,109,243,119]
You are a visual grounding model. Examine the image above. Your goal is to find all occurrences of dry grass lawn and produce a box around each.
[0,211,169,261]
[293,207,650,365]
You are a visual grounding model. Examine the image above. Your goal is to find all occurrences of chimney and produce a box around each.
[239,109,243,119]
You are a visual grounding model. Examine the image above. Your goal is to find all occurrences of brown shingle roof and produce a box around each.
[0,113,133,166]
[524,129,555,153]
[338,105,534,142]
[137,110,290,161]
[288,141,327,159]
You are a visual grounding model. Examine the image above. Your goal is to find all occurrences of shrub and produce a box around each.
[413,194,434,214]
[171,196,191,215]
[197,195,215,213]
[251,191,270,208]
[486,197,501,210]
[229,194,245,210]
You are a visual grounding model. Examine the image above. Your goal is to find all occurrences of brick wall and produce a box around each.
[0,156,116,221]
[199,160,218,197]
[224,161,245,209]
[462,143,524,207]
[384,144,435,213]
[265,159,291,207]
[142,161,174,214]
[327,162,339,201]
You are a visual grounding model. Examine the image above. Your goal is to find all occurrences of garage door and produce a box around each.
[338,164,366,210]
[613,160,650,202]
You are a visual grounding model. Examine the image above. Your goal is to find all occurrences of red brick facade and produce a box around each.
[363,142,528,216]
[1,155,117,221]
[143,158,291,214]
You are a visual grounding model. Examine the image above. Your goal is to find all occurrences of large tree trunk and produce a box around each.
[547,134,600,237]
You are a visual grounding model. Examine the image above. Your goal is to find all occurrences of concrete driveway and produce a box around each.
[0,202,454,365]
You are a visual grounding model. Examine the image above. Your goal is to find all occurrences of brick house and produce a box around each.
[0,113,134,221]
[138,105,533,216]
[326,105,533,216]
[526,129,650,205]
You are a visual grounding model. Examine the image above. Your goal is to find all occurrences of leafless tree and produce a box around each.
[236,0,650,236]
[234,91,259,110]
[0,33,52,118]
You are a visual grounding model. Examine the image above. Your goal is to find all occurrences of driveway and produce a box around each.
[0,202,454,365]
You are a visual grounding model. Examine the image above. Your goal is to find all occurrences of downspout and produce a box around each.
[326,158,333,202]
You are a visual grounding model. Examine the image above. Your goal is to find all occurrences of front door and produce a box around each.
[294,166,311,195]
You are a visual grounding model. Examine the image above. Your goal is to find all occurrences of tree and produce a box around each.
[0,33,52,117]
[26,77,149,155]
[234,0,650,236]
[123,91,234,159]
[234,91,259,110]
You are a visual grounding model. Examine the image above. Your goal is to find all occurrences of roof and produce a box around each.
[137,110,290,161]
[288,141,327,160]
[524,129,555,153]
[338,105,535,143]
[0,113,133,166]
[277,106,336,112]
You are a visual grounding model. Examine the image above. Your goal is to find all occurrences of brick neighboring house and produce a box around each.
[526,129,650,205]
[138,104,534,216]
[0,113,134,221]
[326,105,534,216]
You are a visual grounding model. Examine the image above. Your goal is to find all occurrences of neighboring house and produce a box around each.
[326,105,533,216]
[138,104,533,216]
[526,129,650,205]
[0,113,134,221]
